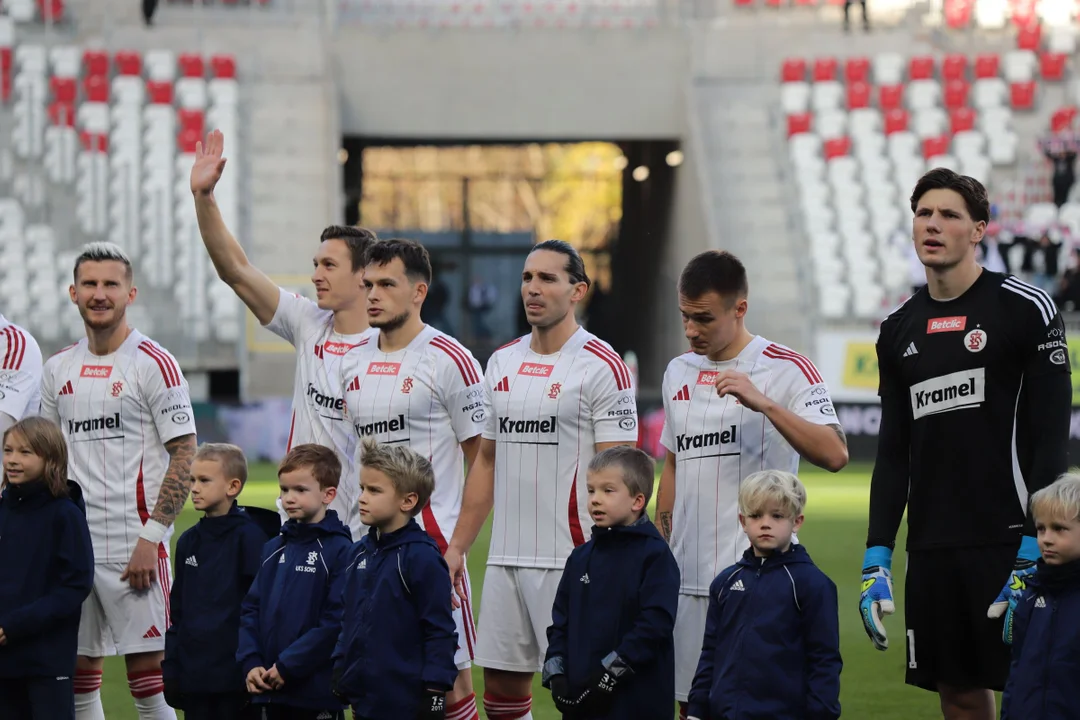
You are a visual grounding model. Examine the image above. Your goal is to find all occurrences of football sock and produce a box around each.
[483,691,532,719]
[73,669,105,720]
[447,692,479,720]
[128,670,175,720]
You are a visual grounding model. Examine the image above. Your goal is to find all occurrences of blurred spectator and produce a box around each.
[467,278,497,342]
[425,263,454,335]
[1055,249,1080,311]
[143,0,158,25]
[1040,131,1078,208]
[844,0,869,32]
[1025,232,1062,295]
[977,236,1008,274]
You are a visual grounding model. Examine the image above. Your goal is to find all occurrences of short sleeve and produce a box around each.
[39,356,60,426]
[777,356,837,427]
[138,344,197,444]
[1021,306,1071,378]
[660,364,676,453]
[588,355,639,444]
[0,329,42,420]
[432,338,486,443]
[481,355,500,441]
[264,287,323,346]
[876,323,906,398]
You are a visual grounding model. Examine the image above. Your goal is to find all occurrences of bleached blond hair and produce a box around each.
[738,469,807,518]
[359,436,434,516]
[1030,472,1080,524]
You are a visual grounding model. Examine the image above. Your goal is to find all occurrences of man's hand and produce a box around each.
[418,689,446,720]
[191,130,227,197]
[859,546,895,651]
[444,545,467,610]
[715,370,771,413]
[264,664,285,690]
[246,666,271,694]
[988,536,1040,645]
[120,538,159,591]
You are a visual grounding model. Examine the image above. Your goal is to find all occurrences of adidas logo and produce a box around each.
[580,573,590,584]
[142,625,162,639]
[347,376,361,392]
[59,380,74,396]
[730,579,745,592]
[357,558,367,570]
[317,712,332,720]
[672,385,690,401]
[495,376,510,392]
[902,342,919,358]
[185,556,198,568]
[278,554,286,564]
[1035,596,1046,608]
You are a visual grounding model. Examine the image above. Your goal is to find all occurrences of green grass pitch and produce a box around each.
[98,462,946,719]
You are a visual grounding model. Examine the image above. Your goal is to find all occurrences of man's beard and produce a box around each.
[79,304,125,330]
[371,309,410,332]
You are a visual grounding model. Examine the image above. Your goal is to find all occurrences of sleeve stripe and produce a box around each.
[138,342,181,388]
[430,336,481,386]
[1003,277,1055,326]
[1,326,24,370]
[583,340,631,391]
[763,344,823,385]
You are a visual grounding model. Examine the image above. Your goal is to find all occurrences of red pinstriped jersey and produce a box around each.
[660,335,836,595]
[482,327,639,569]
[40,330,196,563]
[0,314,42,420]
[339,325,484,547]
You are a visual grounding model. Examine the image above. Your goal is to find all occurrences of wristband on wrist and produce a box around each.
[139,519,168,545]
[863,546,893,571]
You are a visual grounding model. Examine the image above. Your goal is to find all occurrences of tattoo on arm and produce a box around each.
[150,434,197,527]
[659,512,672,541]
[828,423,848,448]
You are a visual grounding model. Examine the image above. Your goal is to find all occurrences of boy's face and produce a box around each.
[587,467,646,528]
[278,467,336,523]
[190,458,241,516]
[359,466,417,529]
[739,502,804,557]
[1036,512,1080,565]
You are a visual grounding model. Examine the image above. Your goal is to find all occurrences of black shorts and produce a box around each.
[904,544,1017,691]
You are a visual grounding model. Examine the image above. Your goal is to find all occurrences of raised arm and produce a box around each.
[190,130,280,325]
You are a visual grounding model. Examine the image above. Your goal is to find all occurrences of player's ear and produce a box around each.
[733,297,748,319]
[127,285,138,304]
[972,220,987,243]
[414,281,428,304]
[68,284,77,304]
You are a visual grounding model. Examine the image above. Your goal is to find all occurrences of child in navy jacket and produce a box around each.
[543,446,680,720]
[162,443,279,719]
[687,469,841,720]
[237,444,353,719]
[332,437,458,720]
[0,417,94,720]
[1002,474,1080,720]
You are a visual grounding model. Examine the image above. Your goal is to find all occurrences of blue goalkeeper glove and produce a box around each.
[988,535,1040,645]
[859,546,895,651]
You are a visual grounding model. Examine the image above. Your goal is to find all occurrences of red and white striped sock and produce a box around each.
[447,692,479,720]
[679,702,689,720]
[483,692,532,720]
[127,670,175,719]
[74,669,105,720]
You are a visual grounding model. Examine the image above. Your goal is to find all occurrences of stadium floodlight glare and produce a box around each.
[632,165,650,182]
[666,150,684,167]
[613,155,629,171]
[337,148,349,164]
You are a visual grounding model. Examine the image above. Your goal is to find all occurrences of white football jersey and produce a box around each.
[340,325,485,549]
[0,314,42,421]
[265,288,375,537]
[660,336,837,595]
[483,327,639,569]
[40,330,197,563]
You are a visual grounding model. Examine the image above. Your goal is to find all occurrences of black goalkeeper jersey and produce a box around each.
[868,270,1072,551]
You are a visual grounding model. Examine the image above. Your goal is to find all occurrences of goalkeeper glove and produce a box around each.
[859,546,895,651]
[988,535,1040,645]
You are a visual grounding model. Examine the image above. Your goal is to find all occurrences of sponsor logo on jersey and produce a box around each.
[68,412,121,435]
[354,414,407,437]
[498,416,557,434]
[910,368,985,419]
[58,380,74,396]
[306,383,345,412]
[519,362,554,378]
[1038,340,1067,352]
[548,382,562,399]
[673,385,691,401]
[804,397,830,408]
[607,408,636,417]
[1051,348,1068,365]
[80,365,112,378]
[160,403,189,416]
[927,316,967,334]
[494,376,510,392]
[675,425,737,453]
[462,401,483,414]
[619,417,637,431]
[322,341,356,356]
[697,370,719,385]
[110,381,123,397]
[964,328,988,353]
[367,362,401,376]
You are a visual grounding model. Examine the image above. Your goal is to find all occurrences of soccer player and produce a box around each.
[0,313,43,431]
[339,238,484,720]
[190,129,374,537]
[859,168,1072,720]
[446,240,640,720]
[655,250,849,719]
[41,242,198,720]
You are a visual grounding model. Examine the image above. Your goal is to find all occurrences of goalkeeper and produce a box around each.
[860,168,1072,720]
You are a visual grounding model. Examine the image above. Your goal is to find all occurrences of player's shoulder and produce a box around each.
[758,339,824,385]
[0,320,42,368]
[490,334,527,361]
[995,272,1060,327]
[44,340,83,370]
[580,332,633,391]
[133,334,185,389]
[877,290,927,340]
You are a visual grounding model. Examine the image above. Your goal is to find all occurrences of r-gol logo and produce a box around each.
[81,365,112,379]
[518,363,554,378]
[367,362,401,376]
[927,316,967,334]
[697,371,719,386]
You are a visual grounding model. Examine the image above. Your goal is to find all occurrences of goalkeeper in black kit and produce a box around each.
[858,168,1072,720]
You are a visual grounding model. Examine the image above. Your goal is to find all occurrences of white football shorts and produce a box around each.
[674,593,710,702]
[77,552,173,657]
[474,565,563,673]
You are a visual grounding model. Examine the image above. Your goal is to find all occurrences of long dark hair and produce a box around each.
[2,417,70,498]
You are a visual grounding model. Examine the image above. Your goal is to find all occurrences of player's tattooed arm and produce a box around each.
[828,423,848,448]
[658,512,673,542]
[151,433,197,527]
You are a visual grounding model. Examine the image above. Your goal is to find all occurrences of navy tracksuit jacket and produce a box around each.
[544,515,680,720]
[687,544,842,720]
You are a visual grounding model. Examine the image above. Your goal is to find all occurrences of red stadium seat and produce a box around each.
[1041,52,1067,81]
[36,0,63,21]
[847,81,871,109]
[50,76,76,103]
[764,0,782,8]
[844,56,870,84]
[793,0,816,7]
[787,112,812,137]
[812,57,838,82]
[1016,22,1041,51]
[909,55,935,80]
[950,107,975,133]
[178,53,204,78]
[0,48,12,73]
[823,136,850,159]
[943,53,968,81]
[80,132,107,153]
[48,101,75,126]
[884,108,909,134]
[84,74,108,103]
[879,84,904,111]
[923,135,950,159]
[178,128,200,153]
[944,79,969,110]
[943,0,972,28]
[974,53,1000,79]
[1051,106,1077,132]
[178,109,204,136]
[210,54,237,79]
[82,50,108,77]
[781,58,807,83]
[147,81,173,105]
[1011,80,1036,109]
[115,50,141,76]
[734,0,754,7]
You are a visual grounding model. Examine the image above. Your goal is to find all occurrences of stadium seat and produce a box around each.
[844,57,870,84]
[812,81,844,112]
[178,108,204,136]
[115,50,141,76]
[82,49,108,77]
[84,73,108,102]
[944,79,969,109]
[787,112,812,136]
[974,54,1000,79]
[909,55,935,80]
[874,53,904,85]
[943,0,972,28]
[974,0,1007,29]
[1040,52,1067,81]
[950,107,976,133]
[210,54,236,79]
[923,135,950,159]
[1010,81,1036,109]
[1016,22,1041,51]
[884,108,909,134]
[847,81,871,109]
[816,109,848,139]
[781,58,807,83]
[973,77,1008,109]
[943,53,968,81]
[879,84,903,111]
[1051,106,1077,132]
[908,80,941,111]
[913,107,948,138]
[1047,27,1077,54]
[36,0,64,21]
[1004,50,1037,82]
[178,53,204,78]
[144,50,176,82]
[147,81,173,105]
[50,75,75,103]
[823,136,850,159]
